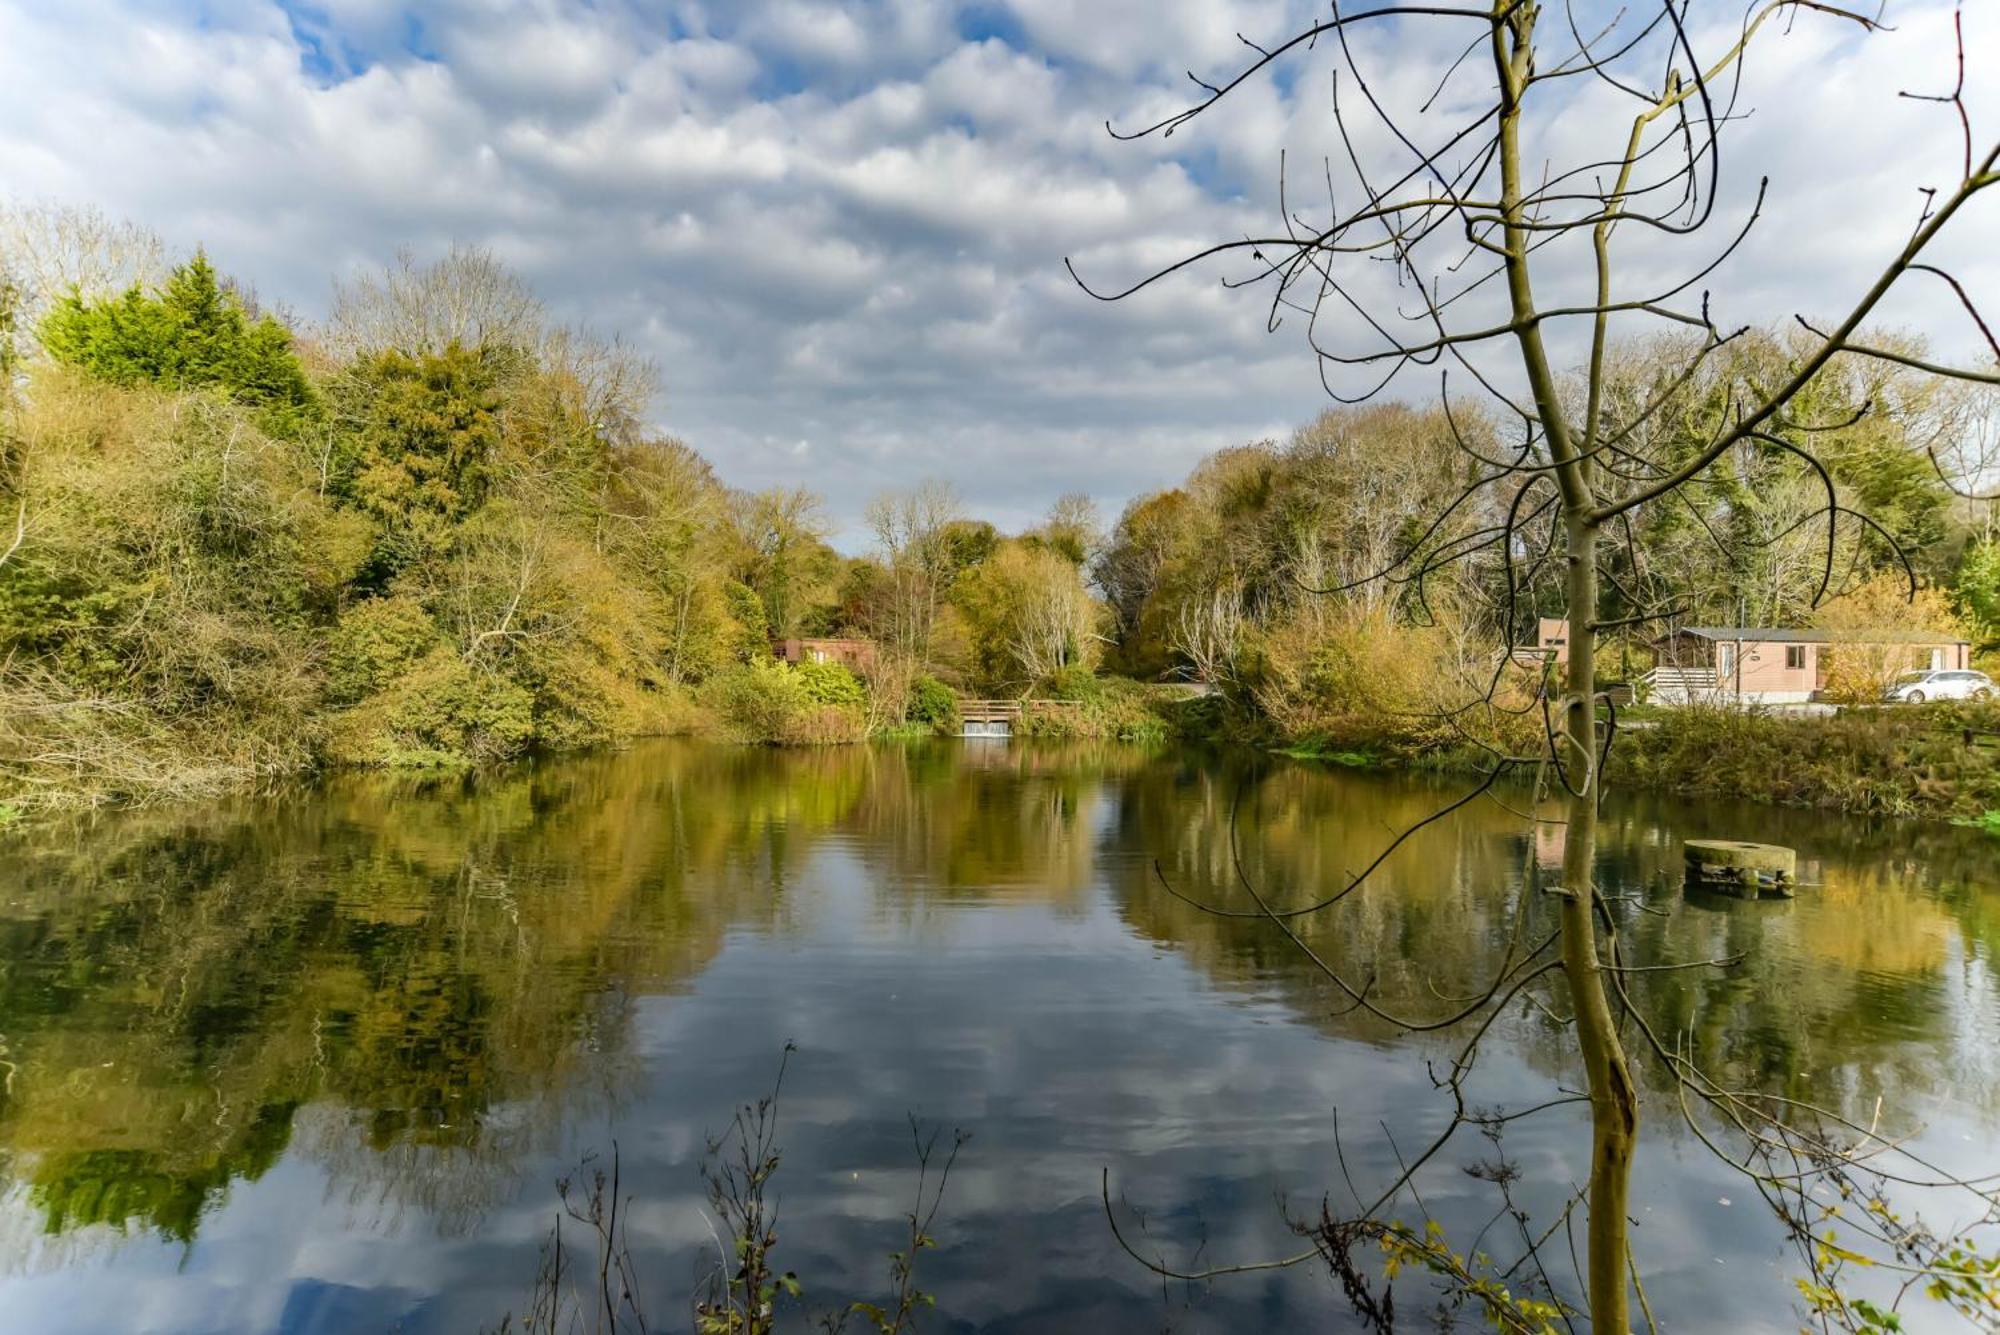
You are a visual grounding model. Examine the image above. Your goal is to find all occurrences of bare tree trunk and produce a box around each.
[1496,4,1640,1312]
[1560,513,1638,1333]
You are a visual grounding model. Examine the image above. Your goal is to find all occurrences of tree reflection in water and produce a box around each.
[0,740,1992,1330]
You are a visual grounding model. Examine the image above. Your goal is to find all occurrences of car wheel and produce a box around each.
[1907,690,1926,704]
[1975,688,1993,701]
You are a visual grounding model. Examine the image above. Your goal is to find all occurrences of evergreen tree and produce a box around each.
[334,344,503,576]
[39,252,318,434]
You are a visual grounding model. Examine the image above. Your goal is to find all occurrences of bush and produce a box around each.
[795,659,865,708]
[708,658,807,739]
[905,674,959,729]
[1610,701,2000,819]
[327,649,536,767]
[782,705,869,746]
[1244,607,1540,761]
[324,596,441,705]
[0,371,346,808]
[1043,665,1104,701]
[1018,673,1171,743]
[705,658,865,746]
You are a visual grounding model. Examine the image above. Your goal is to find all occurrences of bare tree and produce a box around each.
[865,481,965,667]
[0,201,168,344]
[1168,577,1246,685]
[1004,544,1099,683]
[1076,2,1999,1329]
[1040,491,1104,567]
[1933,386,2000,540]
[1281,404,1495,614]
[327,242,545,360]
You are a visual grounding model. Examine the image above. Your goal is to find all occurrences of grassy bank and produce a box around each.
[1609,702,2000,823]
[1265,697,2000,825]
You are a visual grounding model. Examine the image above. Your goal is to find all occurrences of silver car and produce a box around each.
[1882,669,1995,703]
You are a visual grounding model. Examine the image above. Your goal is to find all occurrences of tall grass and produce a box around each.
[1611,702,2000,820]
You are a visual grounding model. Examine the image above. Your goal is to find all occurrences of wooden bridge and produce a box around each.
[957,699,1083,736]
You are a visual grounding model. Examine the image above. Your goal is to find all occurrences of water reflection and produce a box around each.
[0,741,1992,1331]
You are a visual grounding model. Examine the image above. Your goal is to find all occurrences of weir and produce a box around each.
[958,699,1022,739]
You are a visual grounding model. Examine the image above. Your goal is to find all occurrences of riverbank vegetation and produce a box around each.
[6,204,2000,824]
[1613,700,2000,823]
[0,210,1119,812]
[1089,336,2000,815]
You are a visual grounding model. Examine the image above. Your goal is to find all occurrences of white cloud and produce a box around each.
[440,18,636,113]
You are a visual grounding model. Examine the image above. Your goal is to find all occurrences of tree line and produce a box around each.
[4,202,1995,811]
[1094,336,1997,755]
[0,207,1107,811]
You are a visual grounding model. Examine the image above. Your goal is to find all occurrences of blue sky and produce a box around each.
[0,0,1993,543]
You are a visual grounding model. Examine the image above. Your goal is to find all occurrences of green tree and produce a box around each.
[1956,540,2000,652]
[39,252,317,433]
[334,344,503,575]
[730,487,835,638]
[954,540,1100,691]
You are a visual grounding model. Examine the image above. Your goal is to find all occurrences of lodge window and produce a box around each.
[1786,645,1806,670]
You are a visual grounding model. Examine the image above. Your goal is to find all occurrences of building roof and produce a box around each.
[1668,626,1968,645]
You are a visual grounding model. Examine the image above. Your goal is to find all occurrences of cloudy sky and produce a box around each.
[0,0,1993,543]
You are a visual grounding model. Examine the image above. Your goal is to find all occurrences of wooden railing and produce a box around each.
[958,699,1023,723]
[957,698,1087,724]
[1641,666,1718,693]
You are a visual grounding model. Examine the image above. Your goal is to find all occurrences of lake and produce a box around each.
[0,739,1995,1332]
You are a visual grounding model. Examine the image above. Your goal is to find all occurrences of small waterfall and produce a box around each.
[961,719,1012,739]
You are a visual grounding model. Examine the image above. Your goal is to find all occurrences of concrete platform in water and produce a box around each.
[1683,839,1797,898]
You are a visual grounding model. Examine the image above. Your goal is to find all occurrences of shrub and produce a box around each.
[705,658,865,746]
[324,596,441,705]
[0,370,343,807]
[708,658,807,739]
[1018,674,1171,743]
[1043,665,1105,701]
[328,649,536,767]
[794,659,865,708]
[905,674,959,729]
[1245,606,1540,760]
[781,705,868,746]
[1610,701,2000,819]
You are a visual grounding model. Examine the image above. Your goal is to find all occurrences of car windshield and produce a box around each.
[1894,672,1932,683]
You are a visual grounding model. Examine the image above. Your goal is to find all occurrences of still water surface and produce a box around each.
[0,740,1995,1332]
